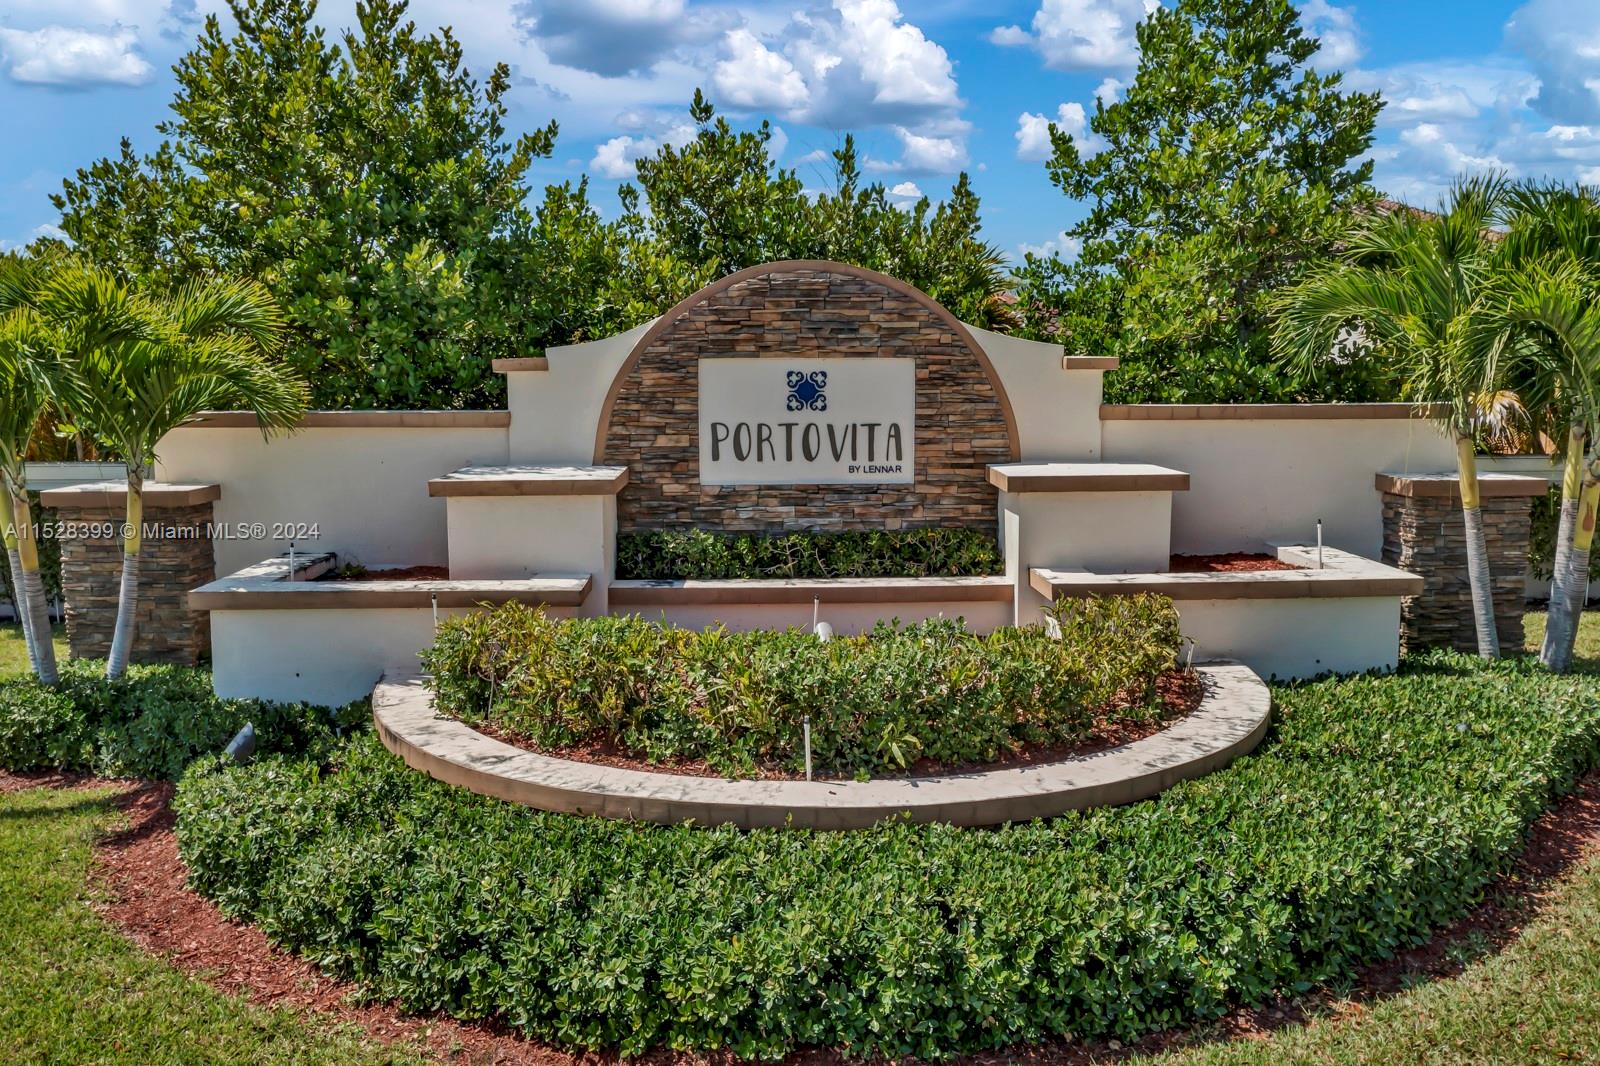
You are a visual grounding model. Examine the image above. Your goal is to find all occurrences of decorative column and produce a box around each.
[38,481,221,666]
[1375,471,1547,654]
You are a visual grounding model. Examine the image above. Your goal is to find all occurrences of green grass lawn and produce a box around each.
[0,784,425,1065]
[0,620,67,678]
[0,617,1596,1064]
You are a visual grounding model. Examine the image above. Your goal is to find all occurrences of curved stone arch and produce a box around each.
[593,261,1021,533]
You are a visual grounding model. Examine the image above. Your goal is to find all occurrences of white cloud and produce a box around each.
[708,1,967,173]
[588,120,696,178]
[1018,231,1082,262]
[872,126,968,174]
[518,0,730,78]
[1093,77,1123,105]
[888,180,922,198]
[0,25,152,86]
[1580,165,1600,185]
[1015,102,1097,161]
[990,0,1157,73]
[1505,0,1600,124]
[1300,0,1362,69]
[713,28,808,110]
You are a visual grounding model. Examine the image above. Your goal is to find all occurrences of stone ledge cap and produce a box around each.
[988,462,1190,493]
[39,481,221,508]
[428,465,629,497]
[1375,471,1549,498]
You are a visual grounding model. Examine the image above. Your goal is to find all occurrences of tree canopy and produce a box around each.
[1015,0,1386,402]
[49,2,1013,410]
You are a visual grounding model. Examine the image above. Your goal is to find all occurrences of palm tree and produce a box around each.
[1273,176,1543,659]
[1500,183,1600,671]
[0,257,67,683]
[33,266,307,679]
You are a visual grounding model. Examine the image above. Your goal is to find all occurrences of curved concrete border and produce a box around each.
[373,663,1271,830]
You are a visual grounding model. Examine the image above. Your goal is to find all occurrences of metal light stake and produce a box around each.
[803,715,813,781]
[1316,519,1324,569]
[431,592,439,630]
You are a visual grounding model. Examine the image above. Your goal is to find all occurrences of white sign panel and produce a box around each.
[698,358,915,485]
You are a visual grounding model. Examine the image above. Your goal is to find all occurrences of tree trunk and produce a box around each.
[105,477,143,681]
[1,489,39,679]
[1541,425,1586,668]
[12,487,57,684]
[1456,436,1500,659]
[1551,463,1600,672]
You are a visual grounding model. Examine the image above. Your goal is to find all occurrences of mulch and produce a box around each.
[321,565,451,582]
[1168,553,1302,573]
[469,669,1206,781]
[3,763,1597,1065]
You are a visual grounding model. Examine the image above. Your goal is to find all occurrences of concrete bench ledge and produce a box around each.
[189,553,592,609]
[609,575,1014,607]
[986,462,1190,493]
[427,465,629,497]
[1033,545,1423,601]
[373,661,1271,830]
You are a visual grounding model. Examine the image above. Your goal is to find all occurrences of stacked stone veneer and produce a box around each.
[1380,477,1540,653]
[598,264,1018,533]
[46,487,217,665]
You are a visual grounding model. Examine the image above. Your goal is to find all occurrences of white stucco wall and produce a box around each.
[1179,596,1404,680]
[1101,417,1457,557]
[155,425,508,575]
[505,321,653,463]
[210,605,573,705]
[445,495,615,614]
[966,326,1101,460]
[1001,489,1174,621]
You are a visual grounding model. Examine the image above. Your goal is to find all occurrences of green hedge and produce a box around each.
[420,597,1180,776]
[614,527,1003,580]
[0,661,365,780]
[174,653,1600,1058]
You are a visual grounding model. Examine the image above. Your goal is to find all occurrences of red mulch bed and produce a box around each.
[1168,552,1302,573]
[3,764,1595,1065]
[468,669,1206,781]
[320,565,450,582]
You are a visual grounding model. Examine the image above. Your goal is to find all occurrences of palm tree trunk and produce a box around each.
[1456,436,1500,659]
[1550,462,1600,672]
[1541,425,1586,668]
[12,488,57,684]
[0,489,39,679]
[105,475,142,680]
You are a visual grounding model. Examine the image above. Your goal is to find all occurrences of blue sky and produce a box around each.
[0,0,1595,264]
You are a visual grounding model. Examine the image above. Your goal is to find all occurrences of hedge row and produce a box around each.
[174,652,1600,1058]
[420,597,1180,776]
[0,661,364,780]
[614,527,1003,580]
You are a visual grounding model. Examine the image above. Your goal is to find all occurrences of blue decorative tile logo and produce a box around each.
[786,369,828,412]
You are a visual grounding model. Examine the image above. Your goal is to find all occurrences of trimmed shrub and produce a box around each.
[174,652,1600,1058]
[420,597,1181,776]
[0,660,366,780]
[614,527,1003,580]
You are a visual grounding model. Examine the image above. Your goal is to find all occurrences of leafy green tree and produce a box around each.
[0,254,69,684]
[1016,0,1383,401]
[54,0,613,409]
[27,265,308,678]
[1273,177,1589,660]
[611,92,1016,330]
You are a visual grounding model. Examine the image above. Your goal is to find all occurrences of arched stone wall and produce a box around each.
[596,261,1019,533]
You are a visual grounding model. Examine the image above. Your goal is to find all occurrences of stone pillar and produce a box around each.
[1375,471,1548,654]
[38,481,221,666]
